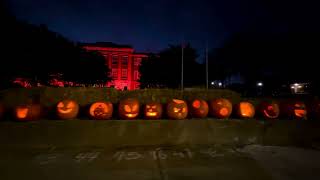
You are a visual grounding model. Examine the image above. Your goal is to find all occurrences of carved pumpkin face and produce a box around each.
[167,99,188,120]
[293,102,307,118]
[119,98,140,119]
[209,98,232,119]
[56,100,79,120]
[281,101,307,119]
[258,102,280,119]
[15,104,41,121]
[144,102,162,119]
[235,102,255,118]
[89,102,113,120]
[189,99,208,118]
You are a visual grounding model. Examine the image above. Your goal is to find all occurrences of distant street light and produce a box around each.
[257,82,263,87]
[218,82,222,87]
[211,82,215,85]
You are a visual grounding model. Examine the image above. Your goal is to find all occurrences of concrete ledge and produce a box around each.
[0,119,319,148]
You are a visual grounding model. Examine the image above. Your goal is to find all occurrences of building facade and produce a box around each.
[83,42,147,90]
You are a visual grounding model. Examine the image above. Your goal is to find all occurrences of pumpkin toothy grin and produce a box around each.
[146,112,158,116]
[295,109,306,117]
[126,113,138,118]
[59,108,73,114]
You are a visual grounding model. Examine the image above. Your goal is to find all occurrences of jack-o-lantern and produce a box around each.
[144,102,162,119]
[294,103,307,118]
[167,99,188,120]
[189,99,208,118]
[257,101,280,119]
[89,102,113,120]
[56,100,79,120]
[118,98,140,119]
[209,98,232,119]
[15,104,41,121]
[235,101,255,118]
[281,101,307,119]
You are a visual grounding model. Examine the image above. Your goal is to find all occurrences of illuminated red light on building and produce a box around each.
[83,42,147,90]
[13,78,32,88]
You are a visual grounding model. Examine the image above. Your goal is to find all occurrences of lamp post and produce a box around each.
[206,41,209,90]
[181,43,184,92]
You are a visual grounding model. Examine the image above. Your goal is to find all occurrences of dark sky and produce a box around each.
[6,0,320,53]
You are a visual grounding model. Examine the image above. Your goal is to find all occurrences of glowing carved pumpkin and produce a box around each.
[189,99,208,118]
[294,103,307,118]
[118,98,140,119]
[235,102,255,118]
[89,102,113,120]
[209,98,232,119]
[144,102,162,119]
[281,101,307,119]
[15,104,41,121]
[167,99,188,120]
[56,100,79,120]
[258,101,280,119]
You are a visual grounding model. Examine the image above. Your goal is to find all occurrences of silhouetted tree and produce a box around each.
[209,32,320,95]
[140,43,202,88]
[0,6,110,88]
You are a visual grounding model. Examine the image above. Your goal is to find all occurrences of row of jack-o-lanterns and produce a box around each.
[0,98,318,121]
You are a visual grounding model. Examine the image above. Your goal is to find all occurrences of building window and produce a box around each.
[134,71,139,81]
[135,83,140,89]
[134,58,141,70]
[112,55,118,67]
[134,58,141,65]
[121,69,128,80]
[122,56,128,68]
[103,55,108,65]
[111,69,118,79]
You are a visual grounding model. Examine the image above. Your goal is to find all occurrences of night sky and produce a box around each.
[6,0,320,53]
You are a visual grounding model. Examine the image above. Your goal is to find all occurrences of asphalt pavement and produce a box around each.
[1,144,320,180]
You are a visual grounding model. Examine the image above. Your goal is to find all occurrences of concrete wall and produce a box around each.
[0,120,319,148]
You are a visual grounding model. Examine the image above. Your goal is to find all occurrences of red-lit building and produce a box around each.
[83,42,147,90]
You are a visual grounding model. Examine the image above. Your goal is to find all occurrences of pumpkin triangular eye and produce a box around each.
[132,104,139,112]
[66,102,74,109]
[294,103,304,108]
[57,102,64,108]
[173,99,184,104]
[173,107,179,112]
[152,105,157,108]
[124,105,131,112]
[146,105,150,109]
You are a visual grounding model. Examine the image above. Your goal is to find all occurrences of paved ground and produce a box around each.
[1,145,319,180]
[242,145,320,180]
